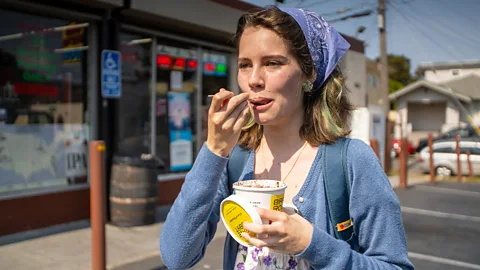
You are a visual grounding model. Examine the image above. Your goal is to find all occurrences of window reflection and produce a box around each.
[0,9,88,193]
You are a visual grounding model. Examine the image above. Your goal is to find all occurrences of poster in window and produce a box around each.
[169,130,192,171]
[168,92,190,130]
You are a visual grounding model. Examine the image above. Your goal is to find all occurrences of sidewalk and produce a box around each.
[389,174,430,188]
[0,176,426,270]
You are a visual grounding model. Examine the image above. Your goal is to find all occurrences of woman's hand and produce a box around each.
[241,207,313,255]
[206,88,250,157]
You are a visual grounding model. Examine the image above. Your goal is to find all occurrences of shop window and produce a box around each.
[201,51,230,143]
[116,33,152,157]
[0,9,89,194]
[156,42,199,173]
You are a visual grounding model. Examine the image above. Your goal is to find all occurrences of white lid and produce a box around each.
[220,195,262,247]
[232,179,287,192]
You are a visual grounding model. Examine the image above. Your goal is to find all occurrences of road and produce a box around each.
[116,181,480,270]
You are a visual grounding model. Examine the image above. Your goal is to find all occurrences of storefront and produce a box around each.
[0,0,250,236]
[116,28,238,204]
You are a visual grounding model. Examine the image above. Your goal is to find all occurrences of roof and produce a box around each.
[417,60,480,72]
[443,74,480,100]
[388,80,472,102]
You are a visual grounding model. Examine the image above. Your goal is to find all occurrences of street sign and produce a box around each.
[101,50,121,98]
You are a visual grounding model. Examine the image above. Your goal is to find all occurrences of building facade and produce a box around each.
[389,61,480,144]
[0,0,368,236]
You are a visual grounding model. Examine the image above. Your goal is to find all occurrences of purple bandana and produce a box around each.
[279,8,350,91]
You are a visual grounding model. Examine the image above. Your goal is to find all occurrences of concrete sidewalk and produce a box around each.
[0,206,169,270]
[389,175,430,188]
[0,176,426,270]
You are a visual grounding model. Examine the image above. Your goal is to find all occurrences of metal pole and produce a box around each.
[370,139,380,160]
[399,137,408,189]
[90,141,106,270]
[456,133,462,182]
[428,133,435,184]
[195,47,204,155]
[467,151,474,178]
[151,38,157,156]
[378,0,391,174]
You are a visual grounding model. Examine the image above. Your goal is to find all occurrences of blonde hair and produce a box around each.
[236,7,353,150]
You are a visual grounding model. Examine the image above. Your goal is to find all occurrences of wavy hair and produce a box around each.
[235,6,353,150]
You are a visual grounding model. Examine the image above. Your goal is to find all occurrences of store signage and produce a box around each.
[157,44,197,59]
[101,50,122,98]
[157,55,172,69]
[187,59,198,71]
[157,55,197,72]
[173,58,186,70]
[14,83,59,97]
[203,62,227,77]
[17,46,57,83]
[62,22,85,64]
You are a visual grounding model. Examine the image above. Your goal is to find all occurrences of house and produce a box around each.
[389,60,480,143]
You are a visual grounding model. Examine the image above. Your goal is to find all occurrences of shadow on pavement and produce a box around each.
[0,220,91,246]
[0,205,171,246]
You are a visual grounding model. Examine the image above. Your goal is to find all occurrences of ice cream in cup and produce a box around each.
[220,179,287,246]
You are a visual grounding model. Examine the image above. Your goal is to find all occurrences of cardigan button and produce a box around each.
[299,197,305,203]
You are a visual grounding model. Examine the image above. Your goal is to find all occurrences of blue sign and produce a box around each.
[101,50,122,98]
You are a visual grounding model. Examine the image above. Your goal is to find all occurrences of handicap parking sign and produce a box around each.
[101,50,122,98]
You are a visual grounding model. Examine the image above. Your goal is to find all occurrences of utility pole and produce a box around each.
[378,0,392,173]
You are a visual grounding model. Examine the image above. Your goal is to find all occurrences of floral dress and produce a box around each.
[234,244,310,270]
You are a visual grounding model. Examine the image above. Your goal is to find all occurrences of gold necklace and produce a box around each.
[261,139,308,182]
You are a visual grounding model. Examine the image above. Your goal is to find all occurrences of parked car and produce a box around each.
[416,126,480,153]
[391,138,415,158]
[417,139,480,176]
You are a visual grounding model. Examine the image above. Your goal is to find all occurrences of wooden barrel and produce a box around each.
[110,156,162,227]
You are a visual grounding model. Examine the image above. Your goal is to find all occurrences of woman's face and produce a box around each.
[237,26,306,127]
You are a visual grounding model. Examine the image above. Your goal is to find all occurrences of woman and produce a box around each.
[160,6,414,270]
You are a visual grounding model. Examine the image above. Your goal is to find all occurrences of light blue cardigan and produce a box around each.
[160,139,414,269]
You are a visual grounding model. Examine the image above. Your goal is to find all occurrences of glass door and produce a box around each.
[155,41,198,172]
[116,32,152,156]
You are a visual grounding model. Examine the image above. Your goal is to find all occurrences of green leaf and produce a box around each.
[242,254,246,262]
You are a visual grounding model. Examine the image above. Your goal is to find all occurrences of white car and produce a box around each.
[418,140,480,176]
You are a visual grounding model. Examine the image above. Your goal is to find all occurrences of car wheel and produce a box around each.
[436,166,453,177]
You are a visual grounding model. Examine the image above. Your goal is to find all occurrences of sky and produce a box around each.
[241,0,480,74]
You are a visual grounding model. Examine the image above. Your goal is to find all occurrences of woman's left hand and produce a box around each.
[241,207,313,254]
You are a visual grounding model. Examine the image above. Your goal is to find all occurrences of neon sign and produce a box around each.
[203,62,227,76]
[157,55,197,72]
[157,55,172,69]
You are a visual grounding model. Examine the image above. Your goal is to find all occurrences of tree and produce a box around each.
[376,54,416,94]
[389,80,404,94]
[387,55,413,86]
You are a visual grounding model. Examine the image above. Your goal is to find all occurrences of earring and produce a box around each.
[302,81,313,93]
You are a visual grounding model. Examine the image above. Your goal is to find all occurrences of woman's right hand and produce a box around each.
[206,88,250,157]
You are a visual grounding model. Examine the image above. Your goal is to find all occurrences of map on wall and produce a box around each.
[0,124,88,193]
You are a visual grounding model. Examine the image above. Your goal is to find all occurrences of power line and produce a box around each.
[419,0,479,27]
[396,0,480,47]
[387,1,461,60]
[387,4,434,66]
[391,1,479,59]
[328,9,375,23]
[299,0,338,9]
[362,14,380,48]
[320,1,377,17]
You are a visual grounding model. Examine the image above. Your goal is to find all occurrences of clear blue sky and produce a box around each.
[241,0,480,74]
